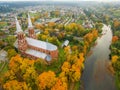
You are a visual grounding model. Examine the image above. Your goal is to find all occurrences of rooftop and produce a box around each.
[47,18,61,23]
[25,49,47,59]
[14,37,57,51]
[26,37,57,51]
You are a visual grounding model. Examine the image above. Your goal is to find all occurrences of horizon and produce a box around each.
[0,0,120,2]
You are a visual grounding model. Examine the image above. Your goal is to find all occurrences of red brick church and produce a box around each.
[14,14,58,61]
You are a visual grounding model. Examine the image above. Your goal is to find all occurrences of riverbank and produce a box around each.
[81,24,116,90]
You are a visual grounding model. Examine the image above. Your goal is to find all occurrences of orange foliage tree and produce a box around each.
[3,80,30,90]
[51,78,68,90]
[36,71,57,90]
[2,55,37,89]
[112,36,119,43]
[48,22,56,28]
[83,30,98,55]
[62,47,84,83]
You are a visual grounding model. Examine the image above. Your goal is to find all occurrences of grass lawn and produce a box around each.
[0,62,8,76]
[30,12,40,17]
[35,48,66,76]
[74,81,81,90]
[0,63,3,69]
[76,20,83,24]
[115,73,120,90]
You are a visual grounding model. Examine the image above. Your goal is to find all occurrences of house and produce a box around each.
[14,14,58,61]
[46,18,61,23]
[62,40,69,48]
[82,20,93,29]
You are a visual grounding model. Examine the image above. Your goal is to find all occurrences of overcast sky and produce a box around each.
[0,0,119,2]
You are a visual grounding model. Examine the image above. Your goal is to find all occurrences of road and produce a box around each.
[81,24,116,90]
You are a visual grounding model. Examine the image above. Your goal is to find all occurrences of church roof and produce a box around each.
[14,37,57,51]
[26,37,57,51]
[25,49,47,59]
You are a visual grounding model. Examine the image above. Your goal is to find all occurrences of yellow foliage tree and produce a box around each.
[112,55,118,64]
[48,22,56,28]
[62,47,85,83]
[36,71,57,90]
[3,55,37,88]
[64,46,71,55]
[41,35,47,41]
[3,80,31,90]
[61,61,71,74]
[51,78,68,90]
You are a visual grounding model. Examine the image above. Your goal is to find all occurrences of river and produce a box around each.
[81,24,116,90]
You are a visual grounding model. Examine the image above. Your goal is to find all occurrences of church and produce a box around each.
[14,14,58,61]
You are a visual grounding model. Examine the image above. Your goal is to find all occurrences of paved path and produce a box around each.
[81,25,116,90]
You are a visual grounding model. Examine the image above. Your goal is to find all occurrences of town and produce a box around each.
[0,1,120,90]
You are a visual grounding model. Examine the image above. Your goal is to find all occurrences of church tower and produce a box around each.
[28,13,36,39]
[15,17,28,52]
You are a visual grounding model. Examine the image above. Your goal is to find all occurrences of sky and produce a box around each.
[0,0,119,2]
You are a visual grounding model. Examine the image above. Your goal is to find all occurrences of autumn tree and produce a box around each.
[0,40,4,49]
[2,55,37,89]
[112,55,118,64]
[7,49,17,59]
[112,36,119,43]
[83,29,98,55]
[113,19,120,30]
[51,78,68,90]
[48,22,56,28]
[3,80,31,90]
[36,71,57,90]
[35,23,45,30]
[62,46,85,89]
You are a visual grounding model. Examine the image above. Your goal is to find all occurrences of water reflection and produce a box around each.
[81,24,116,90]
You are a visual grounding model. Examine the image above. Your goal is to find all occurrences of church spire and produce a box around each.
[28,13,36,39]
[15,17,23,33]
[28,13,33,28]
[15,16,28,52]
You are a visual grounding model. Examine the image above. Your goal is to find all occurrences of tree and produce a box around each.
[2,55,37,89]
[3,80,31,90]
[43,30,49,35]
[51,78,68,90]
[112,55,118,64]
[35,23,44,30]
[71,45,78,51]
[84,33,93,45]
[0,40,4,49]
[62,47,85,83]
[48,22,56,28]
[113,20,120,30]
[41,35,47,41]
[36,71,57,90]
[3,36,16,46]
[92,30,98,40]
[114,31,120,38]
[61,62,71,74]
[7,49,17,59]
[112,36,119,43]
